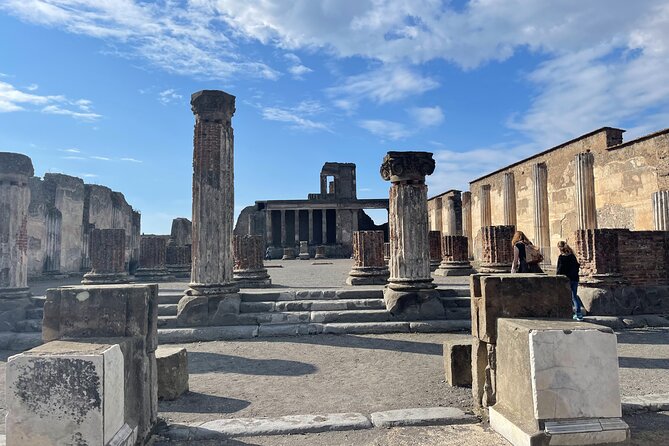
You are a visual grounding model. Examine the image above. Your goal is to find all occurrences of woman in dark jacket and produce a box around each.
[556,241,583,321]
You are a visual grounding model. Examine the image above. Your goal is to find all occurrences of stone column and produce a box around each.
[82,228,129,284]
[346,231,389,285]
[479,225,515,273]
[533,163,551,264]
[184,90,239,305]
[298,241,310,260]
[381,151,442,316]
[265,209,273,246]
[294,210,300,247]
[428,230,442,271]
[233,235,271,288]
[502,172,517,227]
[280,210,287,247]
[435,235,475,276]
[443,196,458,235]
[462,192,472,259]
[575,152,597,229]
[166,245,192,278]
[308,209,314,243]
[136,236,173,281]
[480,185,492,228]
[0,153,33,300]
[434,198,443,232]
[653,190,669,231]
[322,209,328,244]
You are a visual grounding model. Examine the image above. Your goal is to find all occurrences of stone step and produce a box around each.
[158,316,178,328]
[436,287,470,298]
[239,287,470,303]
[439,296,471,308]
[157,319,471,343]
[158,292,183,305]
[240,298,387,313]
[158,304,178,316]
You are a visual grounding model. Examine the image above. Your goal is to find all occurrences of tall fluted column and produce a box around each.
[480,185,492,227]
[265,209,273,247]
[0,153,33,299]
[346,231,389,285]
[443,196,458,235]
[381,151,443,316]
[82,229,129,284]
[503,172,517,227]
[322,209,328,244]
[186,90,239,298]
[533,163,551,264]
[575,152,597,229]
[462,192,472,259]
[233,235,271,288]
[653,191,669,231]
[433,198,443,232]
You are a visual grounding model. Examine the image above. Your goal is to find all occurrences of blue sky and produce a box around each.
[1,1,668,234]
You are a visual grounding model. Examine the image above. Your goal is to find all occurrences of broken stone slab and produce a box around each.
[6,341,126,446]
[196,412,372,437]
[443,339,473,387]
[369,407,476,428]
[156,346,189,401]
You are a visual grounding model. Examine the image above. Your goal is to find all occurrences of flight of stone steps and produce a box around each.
[157,287,472,341]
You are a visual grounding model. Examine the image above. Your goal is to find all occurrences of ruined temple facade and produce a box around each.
[235,162,389,258]
[25,169,140,278]
[461,127,669,265]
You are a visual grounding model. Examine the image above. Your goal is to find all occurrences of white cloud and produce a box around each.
[90,155,111,161]
[284,53,312,79]
[121,157,143,163]
[358,119,409,140]
[327,65,438,110]
[80,173,98,178]
[158,88,183,105]
[25,83,39,91]
[0,80,100,121]
[259,100,330,131]
[63,155,85,160]
[409,106,444,127]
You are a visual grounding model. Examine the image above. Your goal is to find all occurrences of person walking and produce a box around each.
[556,241,583,321]
[511,230,543,273]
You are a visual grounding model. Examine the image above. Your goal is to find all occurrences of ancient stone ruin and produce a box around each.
[82,228,130,284]
[233,234,271,288]
[346,230,389,285]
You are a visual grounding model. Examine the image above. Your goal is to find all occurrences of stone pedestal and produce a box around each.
[156,346,189,401]
[282,247,296,260]
[314,245,327,259]
[82,228,130,284]
[443,340,472,387]
[490,318,628,446]
[135,236,173,281]
[479,225,514,273]
[381,151,441,315]
[347,231,389,285]
[428,230,442,272]
[179,90,240,326]
[233,235,271,288]
[298,241,310,260]
[0,153,33,301]
[435,235,475,276]
[166,245,192,278]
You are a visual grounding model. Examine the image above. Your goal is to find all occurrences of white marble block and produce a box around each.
[491,319,629,446]
[6,341,125,446]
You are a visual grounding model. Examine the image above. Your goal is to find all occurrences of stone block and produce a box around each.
[491,318,628,446]
[470,274,572,343]
[6,341,124,446]
[443,340,472,387]
[156,346,189,401]
[176,295,209,327]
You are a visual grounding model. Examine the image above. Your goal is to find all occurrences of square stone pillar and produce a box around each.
[380,151,442,316]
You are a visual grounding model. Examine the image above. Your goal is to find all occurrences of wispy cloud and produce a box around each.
[121,157,142,163]
[259,100,330,131]
[284,53,312,79]
[158,88,182,105]
[359,105,444,140]
[0,80,101,121]
[90,155,111,161]
[359,119,409,140]
[409,106,444,127]
[63,155,86,160]
[61,148,81,153]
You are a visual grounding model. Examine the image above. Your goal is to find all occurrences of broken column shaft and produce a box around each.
[82,228,129,284]
[381,151,442,316]
[434,235,475,276]
[428,230,442,272]
[135,236,173,281]
[233,235,271,288]
[346,230,389,285]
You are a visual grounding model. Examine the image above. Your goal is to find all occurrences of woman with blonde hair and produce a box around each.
[556,241,583,320]
[511,230,542,273]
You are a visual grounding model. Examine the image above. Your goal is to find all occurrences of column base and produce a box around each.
[434,261,476,277]
[81,272,131,285]
[383,285,444,318]
[167,265,191,279]
[0,287,31,299]
[298,252,311,260]
[233,269,272,288]
[134,268,175,282]
[178,282,241,327]
[478,263,512,273]
[346,267,389,286]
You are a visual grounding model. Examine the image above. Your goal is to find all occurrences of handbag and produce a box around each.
[525,243,544,264]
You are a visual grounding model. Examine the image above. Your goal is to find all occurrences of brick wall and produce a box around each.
[575,229,669,285]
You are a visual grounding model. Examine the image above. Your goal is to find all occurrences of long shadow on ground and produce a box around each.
[619,356,669,369]
[188,352,318,376]
[159,392,251,414]
[252,333,448,356]
[616,328,669,346]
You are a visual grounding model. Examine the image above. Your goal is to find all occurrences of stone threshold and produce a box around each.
[154,407,477,441]
[622,394,669,414]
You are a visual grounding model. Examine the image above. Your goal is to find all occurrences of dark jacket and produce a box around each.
[557,253,580,282]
